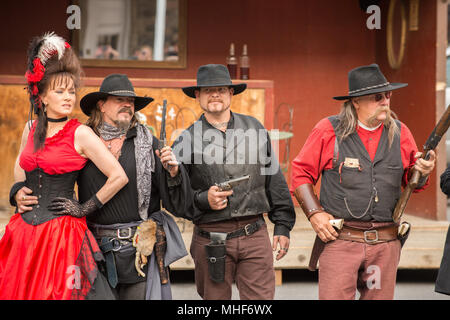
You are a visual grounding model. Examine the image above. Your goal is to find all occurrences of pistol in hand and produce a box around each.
[215,175,250,191]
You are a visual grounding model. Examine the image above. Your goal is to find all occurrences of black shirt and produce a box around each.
[78,126,191,225]
[172,112,296,237]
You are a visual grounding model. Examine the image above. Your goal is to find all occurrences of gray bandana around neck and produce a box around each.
[98,121,127,141]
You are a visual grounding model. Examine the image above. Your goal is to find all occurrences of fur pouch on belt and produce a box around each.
[132,219,157,277]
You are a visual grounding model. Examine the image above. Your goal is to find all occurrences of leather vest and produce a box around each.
[319,116,403,222]
[21,168,78,225]
[175,113,271,224]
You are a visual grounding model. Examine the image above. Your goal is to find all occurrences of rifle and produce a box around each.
[215,175,250,191]
[392,106,450,223]
[158,99,178,169]
[158,99,168,150]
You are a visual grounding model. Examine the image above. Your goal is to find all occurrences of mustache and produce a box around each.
[118,107,133,115]
[367,106,390,125]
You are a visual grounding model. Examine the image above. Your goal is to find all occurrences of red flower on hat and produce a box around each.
[31,84,39,95]
[25,58,45,84]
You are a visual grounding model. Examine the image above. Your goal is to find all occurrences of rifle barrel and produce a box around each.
[423,106,450,151]
[160,99,167,142]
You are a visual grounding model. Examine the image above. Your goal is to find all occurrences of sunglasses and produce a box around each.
[372,91,392,102]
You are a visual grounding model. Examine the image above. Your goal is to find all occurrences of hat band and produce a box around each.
[197,77,232,87]
[108,90,136,96]
[348,82,390,95]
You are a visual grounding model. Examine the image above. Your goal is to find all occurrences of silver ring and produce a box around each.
[222,199,227,204]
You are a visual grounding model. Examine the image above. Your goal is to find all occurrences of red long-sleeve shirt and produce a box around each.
[290,117,427,193]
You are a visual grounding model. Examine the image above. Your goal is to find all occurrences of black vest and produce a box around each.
[174,113,271,224]
[319,116,403,222]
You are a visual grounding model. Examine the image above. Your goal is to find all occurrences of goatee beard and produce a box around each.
[114,119,131,133]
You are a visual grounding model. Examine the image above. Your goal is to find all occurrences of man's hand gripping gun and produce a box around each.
[215,175,251,191]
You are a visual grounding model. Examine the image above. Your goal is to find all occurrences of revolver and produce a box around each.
[215,175,250,191]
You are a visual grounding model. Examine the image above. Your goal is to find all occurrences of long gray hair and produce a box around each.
[335,100,400,147]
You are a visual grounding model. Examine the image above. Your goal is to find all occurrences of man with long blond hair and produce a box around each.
[291,64,436,300]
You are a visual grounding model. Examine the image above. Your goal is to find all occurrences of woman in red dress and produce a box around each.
[0,33,128,300]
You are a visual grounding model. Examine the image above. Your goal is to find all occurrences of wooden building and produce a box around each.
[0,0,448,271]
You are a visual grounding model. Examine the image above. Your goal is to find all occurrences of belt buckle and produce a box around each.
[110,238,122,252]
[244,224,252,236]
[364,230,379,243]
[117,227,132,239]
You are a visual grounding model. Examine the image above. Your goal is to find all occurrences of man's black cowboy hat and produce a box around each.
[182,64,247,98]
[333,63,408,100]
[80,74,154,115]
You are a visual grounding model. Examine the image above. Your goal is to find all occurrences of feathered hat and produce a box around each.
[25,32,72,114]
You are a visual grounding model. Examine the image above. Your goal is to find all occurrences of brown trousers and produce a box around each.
[190,216,275,300]
[318,239,401,300]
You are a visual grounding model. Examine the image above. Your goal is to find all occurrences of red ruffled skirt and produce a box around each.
[0,213,102,300]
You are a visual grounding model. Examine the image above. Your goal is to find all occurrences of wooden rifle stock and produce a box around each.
[392,106,450,223]
[392,170,420,223]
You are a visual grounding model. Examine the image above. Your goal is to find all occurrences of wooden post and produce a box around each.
[275,269,282,286]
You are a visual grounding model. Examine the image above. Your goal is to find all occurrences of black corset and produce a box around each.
[21,168,79,225]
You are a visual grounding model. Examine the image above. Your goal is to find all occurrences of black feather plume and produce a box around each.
[26,36,44,72]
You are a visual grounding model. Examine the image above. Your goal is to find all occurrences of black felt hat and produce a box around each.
[80,74,154,115]
[333,63,408,100]
[182,64,247,98]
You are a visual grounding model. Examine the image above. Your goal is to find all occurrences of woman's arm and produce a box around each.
[14,121,32,182]
[49,124,129,217]
[12,121,39,212]
[74,124,128,204]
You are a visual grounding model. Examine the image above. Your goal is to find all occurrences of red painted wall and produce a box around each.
[375,0,443,219]
[0,0,375,160]
[0,0,442,219]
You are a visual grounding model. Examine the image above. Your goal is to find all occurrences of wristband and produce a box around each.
[92,194,104,209]
[293,183,324,220]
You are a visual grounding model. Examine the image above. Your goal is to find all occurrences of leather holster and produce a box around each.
[99,237,119,288]
[204,232,227,283]
[293,184,324,220]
